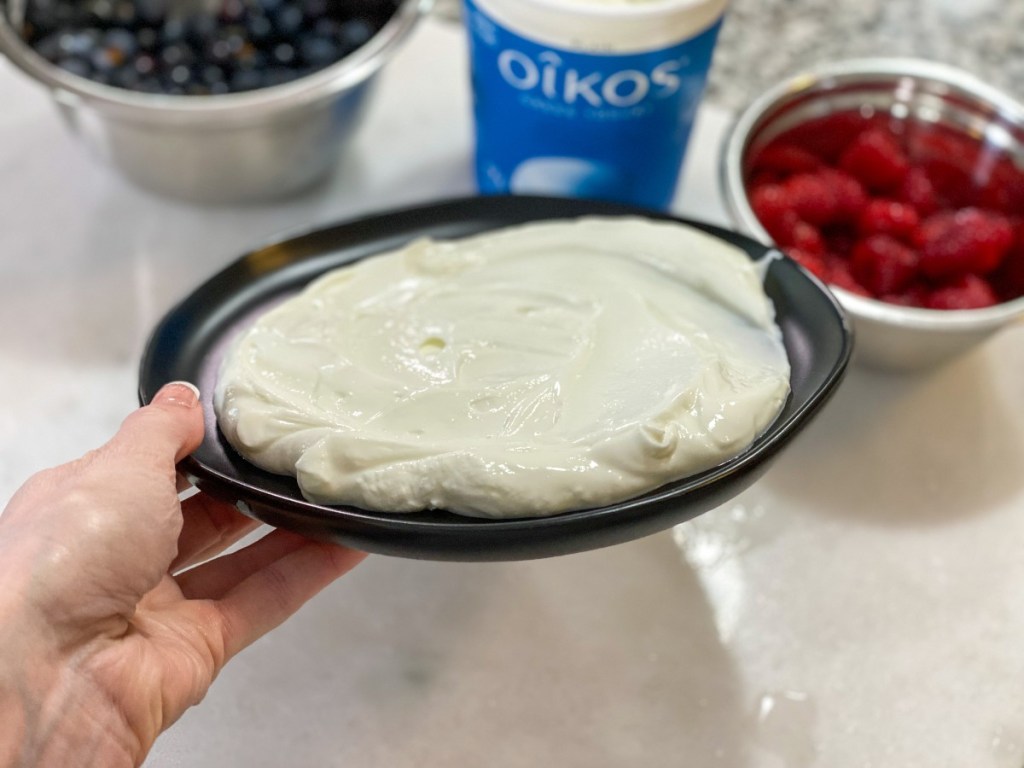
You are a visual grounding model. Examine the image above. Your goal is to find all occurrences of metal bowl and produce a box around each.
[0,0,427,202]
[720,58,1024,371]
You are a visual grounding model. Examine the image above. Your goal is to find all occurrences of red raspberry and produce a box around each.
[783,112,873,163]
[858,200,920,242]
[839,128,910,192]
[977,157,1024,215]
[925,274,999,310]
[881,283,930,308]
[783,172,838,226]
[818,169,868,223]
[908,128,978,208]
[824,228,858,258]
[990,221,1024,301]
[787,248,828,280]
[916,208,1014,278]
[790,221,825,255]
[851,234,920,296]
[897,168,939,217]
[750,183,800,245]
[828,260,871,297]
[751,143,822,177]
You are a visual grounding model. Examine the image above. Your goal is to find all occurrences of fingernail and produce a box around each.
[156,381,200,408]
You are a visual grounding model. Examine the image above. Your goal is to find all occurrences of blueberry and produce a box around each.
[56,57,92,78]
[136,0,169,25]
[312,17,340,38]
[339,19,373,50]
[185,13,218,46]
[169,63,193,85]
[272,5,304,36]
[230,68,264,92]
[246,15,274,42]
[271,41,296,65]
[136,76,164,93]
[262,66,299,87]
[135,27,158,51]
[90,46,122,72]
[160,43,193,67]
[102,28,138,58]
[113,2,137,27]
[200,64,226,86]
[301,0,329,20]
[133,53,157,76]
[111,65,140,89]
[160,17,187,44]
[298,34,338,66]
[59,29,102,57]
[85,0,116,25]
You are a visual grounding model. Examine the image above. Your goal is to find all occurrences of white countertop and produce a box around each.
[3,15,1024,768]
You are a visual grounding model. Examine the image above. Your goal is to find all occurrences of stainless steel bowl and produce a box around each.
[720,58,1024,371]
[0,0,428,202]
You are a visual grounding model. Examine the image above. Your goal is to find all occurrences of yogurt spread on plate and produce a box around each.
[214,217,790,518]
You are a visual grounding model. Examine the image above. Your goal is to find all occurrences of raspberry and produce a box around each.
[787,248,827,280]
[858,200,920,242]
[839,128,910,192]
[790,221,825,255]
[750,183,799,245]
[828,260,871,297]
[897,168,939,217]
[823,227,857,257]
[920,158,974,209]
[925,274,999,310]
[908,129,979,208]
[851,234,920,295]
[782,112,872,163]
[977,157,1024,215]
[751,143,822,176]
[916,208,1014,278]
[881,283,930,308]
[818,169,868,223]
[990,222,1024,301]
[782,173,838,226]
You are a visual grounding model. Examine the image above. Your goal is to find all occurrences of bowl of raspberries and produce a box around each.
[0,0,425,202]
[722,58,1024,371]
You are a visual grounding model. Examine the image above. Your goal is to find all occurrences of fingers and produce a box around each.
[107,382,205,468]
[176,528,309,599]
[180,530,365,660]
[171,493,263,573]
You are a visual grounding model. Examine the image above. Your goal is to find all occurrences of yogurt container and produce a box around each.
[463,0,728,210]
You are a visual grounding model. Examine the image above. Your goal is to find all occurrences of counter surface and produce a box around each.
[1,13,1023,768]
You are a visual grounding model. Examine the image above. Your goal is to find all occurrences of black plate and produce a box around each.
[139,195,852,561]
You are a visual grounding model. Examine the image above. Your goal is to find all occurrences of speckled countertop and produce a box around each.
[707,0,1024,110]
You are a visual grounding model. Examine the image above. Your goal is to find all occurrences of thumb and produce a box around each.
[109,381,206,466]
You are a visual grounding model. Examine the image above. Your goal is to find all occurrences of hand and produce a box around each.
[0,382,365,768]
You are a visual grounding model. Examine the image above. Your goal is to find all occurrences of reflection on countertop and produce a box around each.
[707,0,1024,111]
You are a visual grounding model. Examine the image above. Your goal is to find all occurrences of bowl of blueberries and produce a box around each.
[720,58,1024,371]
[0,0,427,201]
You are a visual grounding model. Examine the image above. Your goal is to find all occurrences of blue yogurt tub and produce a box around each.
[464,0,727,210]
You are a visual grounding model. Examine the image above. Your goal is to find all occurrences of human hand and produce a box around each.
[0,382,365,768]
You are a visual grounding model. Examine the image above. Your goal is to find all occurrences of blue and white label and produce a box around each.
[464,0,723,210]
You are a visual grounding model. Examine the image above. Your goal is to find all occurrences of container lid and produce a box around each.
[472,0,727,53]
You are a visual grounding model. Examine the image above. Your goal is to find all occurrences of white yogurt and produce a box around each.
[214,217,790,518]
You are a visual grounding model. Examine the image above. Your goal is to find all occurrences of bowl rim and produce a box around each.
[0,0,431,122]
[720,56,1024,331]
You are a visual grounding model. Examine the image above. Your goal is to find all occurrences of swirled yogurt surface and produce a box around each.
[214,217,790,518]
